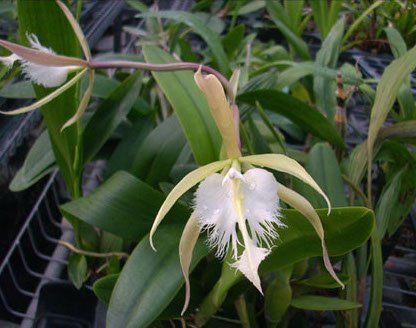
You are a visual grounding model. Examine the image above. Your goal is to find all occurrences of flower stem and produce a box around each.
[88,60,235,104]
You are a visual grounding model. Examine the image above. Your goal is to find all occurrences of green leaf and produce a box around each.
[310,0,342,40]
[130,115,187,187]
[265,269,292,327]
[68,253,88,289]
[261,207,374,273]
[266,1,311,60]
[297,272,350,289]
[291,295,361,311]
[385,27,407,58]
[296,143,347,208]
[16,0,82,195]
[83,71,142,164]
[314,18,345,120]
[365,228,383,328]
[139,11,230,74]
[222,24,245,58]
[0,80,35,99]
[9,130,56,192]
[238,90,345,148]
[93,274,119,304]
[368,44,416,167]
[107,224,208,328]
[60,171,190,241]
[105,117,154,178]
[143,46,221,164]
[375,166,416,237]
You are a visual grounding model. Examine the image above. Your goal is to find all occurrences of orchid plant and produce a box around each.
[1,0,347,321]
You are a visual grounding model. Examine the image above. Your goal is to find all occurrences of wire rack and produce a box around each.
[0,171,73,326]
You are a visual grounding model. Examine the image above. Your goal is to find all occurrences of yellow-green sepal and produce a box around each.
[277,183,344,288]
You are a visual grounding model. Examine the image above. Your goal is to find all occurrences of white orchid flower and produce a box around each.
[0,0,94,130]
[150,68,345,315]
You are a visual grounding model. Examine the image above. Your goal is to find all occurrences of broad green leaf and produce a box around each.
[17,0,82,195]
[130,115,187,187]
[314,18,345,120]
[297,143,347,208]
[238,90,345,148]
[261,207,374,273]
[93,274,119,304]
[221,24,245,58]
[291,295,361,311]
[105,117,154,178]
[83,70,142,164]
[266,1,311,60]
[107,225,208,328]
[60,171,190,241]
[139,11,230,74]
[9,130,56,192]
[143,46,221,165]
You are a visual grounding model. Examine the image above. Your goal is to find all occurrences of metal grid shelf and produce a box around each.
[0,171,73,326]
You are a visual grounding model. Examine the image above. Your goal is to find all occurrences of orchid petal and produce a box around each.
[194,67,241,159]
[61,69,95,130]
[241,169,283,246]
[179,213,201,315]
[195,173,239,258]
[56,0,91,60]
[277,183,344,288]
[240,154,331,214]
[0,68,88,115]
[0,39,86,67]
[150,159,231,250]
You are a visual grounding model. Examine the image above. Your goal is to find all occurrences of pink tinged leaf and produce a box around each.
[179,213,201,316]
[277,183,344,289]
